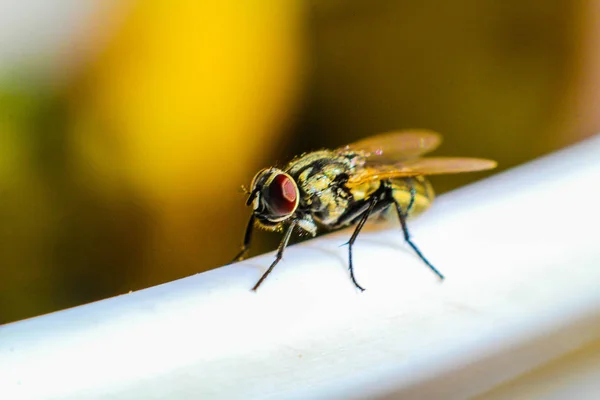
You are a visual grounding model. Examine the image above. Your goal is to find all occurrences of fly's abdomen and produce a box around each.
[390,176,434,218]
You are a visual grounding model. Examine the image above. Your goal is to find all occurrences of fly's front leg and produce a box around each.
[232,215,255,263]
[394,198,444,280]
[252,220,297,291]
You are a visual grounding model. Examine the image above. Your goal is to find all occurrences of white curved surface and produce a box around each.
[1,134,600,399]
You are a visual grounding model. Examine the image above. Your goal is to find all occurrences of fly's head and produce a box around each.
[246,168,299,230]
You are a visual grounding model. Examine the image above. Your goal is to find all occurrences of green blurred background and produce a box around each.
[0,0,598,324]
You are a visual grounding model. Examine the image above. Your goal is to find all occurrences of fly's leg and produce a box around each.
[252,220,297,291]
[346,197,379,291]
[405,178,416,215]
[393,197,444,280]
[232,215,255,263]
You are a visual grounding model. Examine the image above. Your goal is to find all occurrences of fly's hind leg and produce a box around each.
[393,187,444,280]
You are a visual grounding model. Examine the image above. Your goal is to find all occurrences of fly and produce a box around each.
[232,130,497,291]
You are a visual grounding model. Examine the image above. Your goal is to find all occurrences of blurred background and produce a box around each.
[0,0,598,324]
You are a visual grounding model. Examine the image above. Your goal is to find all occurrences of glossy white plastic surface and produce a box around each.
[1,135,600,400]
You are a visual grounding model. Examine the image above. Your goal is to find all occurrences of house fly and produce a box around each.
[232,130,497,291]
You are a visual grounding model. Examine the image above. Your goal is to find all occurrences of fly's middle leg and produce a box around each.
[346,197,380,291]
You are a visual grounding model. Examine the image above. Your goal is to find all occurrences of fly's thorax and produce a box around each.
[390,176,434,218]
[298,163,348,197]
[285,150,363,226]
[286,149,365,175]
[246,167,300,227]
[287,150,363,195]
[348,180,381,202]
[310,186,351,226]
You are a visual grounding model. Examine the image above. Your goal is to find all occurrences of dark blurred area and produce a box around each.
[0,0,598,324]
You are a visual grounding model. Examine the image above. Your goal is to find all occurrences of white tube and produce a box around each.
[1,135,600,400]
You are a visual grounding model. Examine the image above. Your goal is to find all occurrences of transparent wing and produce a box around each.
[345,157,497,187]
[338,129,442,164]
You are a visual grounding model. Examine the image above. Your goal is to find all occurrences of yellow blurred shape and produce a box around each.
[77,0,304,202]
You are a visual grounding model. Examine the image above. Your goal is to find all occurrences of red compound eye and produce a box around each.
[268,174,298,216]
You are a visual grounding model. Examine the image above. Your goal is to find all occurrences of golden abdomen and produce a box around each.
[390,176,434,218]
